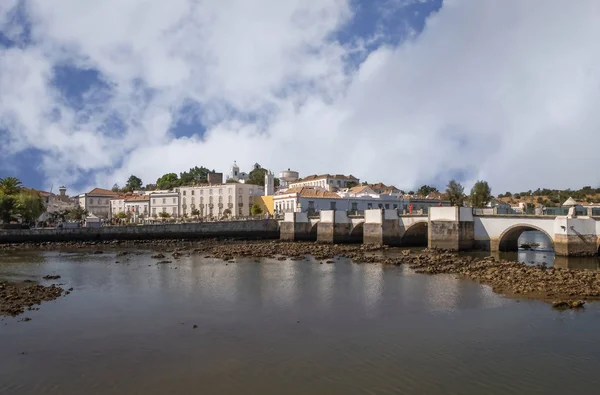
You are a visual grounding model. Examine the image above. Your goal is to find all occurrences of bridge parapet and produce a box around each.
[428,207,474,251]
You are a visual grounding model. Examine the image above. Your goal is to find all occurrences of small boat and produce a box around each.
[520,242,540,250]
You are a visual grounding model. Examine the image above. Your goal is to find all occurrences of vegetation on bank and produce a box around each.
[0,177,45,224]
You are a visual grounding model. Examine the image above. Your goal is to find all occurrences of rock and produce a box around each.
[570,300,585,308]
[93,250,104,254]
[193,324,198,329]
[151,253,166,259]
[42,275,61,280]
[552,300,570,309]
[157,260,172,264]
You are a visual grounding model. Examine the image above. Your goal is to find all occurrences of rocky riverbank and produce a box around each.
[1,280,66,317]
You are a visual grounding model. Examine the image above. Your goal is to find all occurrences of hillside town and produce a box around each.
[2,161,600,227]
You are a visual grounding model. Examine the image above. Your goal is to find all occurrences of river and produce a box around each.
[2,243,600,394]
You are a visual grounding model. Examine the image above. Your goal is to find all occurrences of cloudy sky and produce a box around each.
[1,0,599,195]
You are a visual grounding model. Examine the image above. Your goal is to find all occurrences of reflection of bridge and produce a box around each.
[281,207,600,256]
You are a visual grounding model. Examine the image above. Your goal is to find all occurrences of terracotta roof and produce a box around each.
[125,195,150,202]
[88,188,119,196]
[296,174,359,182]
[283,187,341,199]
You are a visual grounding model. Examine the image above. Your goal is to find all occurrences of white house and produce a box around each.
[109,195,127,218]
[125,195,150,221]
[288,174,359,191]
[149,191,180,218]
[273,186,404,214]
[178,183,264,219]
[78,188,119,218]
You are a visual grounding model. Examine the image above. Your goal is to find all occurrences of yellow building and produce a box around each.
[254,195,274,215]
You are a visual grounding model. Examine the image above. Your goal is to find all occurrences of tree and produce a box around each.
[345,181,358,189]
[158,211,171,219]
[0,177,23,195]
[179,166,210,185]
[191,208,200,219]
[246,168,268,186]
[417,185,438,196]
[223,208,232,217]
[251,204,263,216]
[126,175,143,191]
[445,179,465,206]
[116,211,127,219]
[408,191,415,195]
[16,190,45,223]
[156,173,180,190]
[274,178,280,188]
[470,180,492,208]
[226,179,239,184]
[112,183,121,192]
[0,195,17,223]
[68,205,88,221]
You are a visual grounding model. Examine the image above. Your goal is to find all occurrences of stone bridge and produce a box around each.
[280,210,429,246]
[281,207,600,256]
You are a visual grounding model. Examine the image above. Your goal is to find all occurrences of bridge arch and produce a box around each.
[497,224,554,252]
[402,221,428,247]
[348,222,364,243]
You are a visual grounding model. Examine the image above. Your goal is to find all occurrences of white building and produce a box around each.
[78,188,119,218]
[273,186,404,214]
[178,183,264,219]
[109,195,127,217]
[288,174,359,191]
[227,161,249,183]
[125,195,150,221]
[149,191,180,218]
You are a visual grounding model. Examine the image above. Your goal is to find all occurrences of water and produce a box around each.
[2,247,600,394]
[462,231,600,270]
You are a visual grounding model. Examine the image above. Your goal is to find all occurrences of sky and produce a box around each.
[1,0,599,196]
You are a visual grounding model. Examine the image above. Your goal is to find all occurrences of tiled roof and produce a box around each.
[348,185,369,194]
[296,174,359,182]
[282,187,341,199]
[88,188,119,196]
[125,195,150,202]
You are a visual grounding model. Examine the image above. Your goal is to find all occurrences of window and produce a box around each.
[183,197,186,204]
[228,196,232,203]
[152,199,155,204]
[228,188,232,194]
[183,191,187,196]
[330,201,337,210]
[219,196,223,203]
[209,196,213,203]
[219,189,223,195]
[209,189,213,195]
[136,205,140,212]
[351,202,358,211]
[162,207,166,213]
[385,204,390,209]
[378,204,383,209]
[152,208,156,214]
[308,201,314,209]
[162,198,166,204]
[367,203,373,209]
[172,207,177,215]
[191,190,195,196]
[200,197,204,204]
[172,198,176,204]
[393,204,398,209]
[191,197,195,203]
[200,190,203,195]
[90,199,94,205]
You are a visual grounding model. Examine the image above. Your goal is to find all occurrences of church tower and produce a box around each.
[265,170,274,196]
[229,161,240,181]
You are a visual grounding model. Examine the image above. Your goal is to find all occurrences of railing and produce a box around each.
[347,210,365,217]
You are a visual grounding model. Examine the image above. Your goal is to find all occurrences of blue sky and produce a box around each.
[1,0,599,195]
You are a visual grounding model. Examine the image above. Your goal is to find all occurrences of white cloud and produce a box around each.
[1,0,600,194]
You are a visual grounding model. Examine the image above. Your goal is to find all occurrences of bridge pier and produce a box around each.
[553,217,598,256]
[428,207,474,251]
[317,210,363,244]
[280,212,316,241]
[364,209,402,246]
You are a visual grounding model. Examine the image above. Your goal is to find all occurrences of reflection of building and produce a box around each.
[78,188,119,218]
[288,174,359,192]
[177,183,264,218]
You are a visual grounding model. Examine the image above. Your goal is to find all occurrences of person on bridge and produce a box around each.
[409,204,413,214]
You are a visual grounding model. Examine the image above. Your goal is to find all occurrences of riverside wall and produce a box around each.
[0,220,280,244]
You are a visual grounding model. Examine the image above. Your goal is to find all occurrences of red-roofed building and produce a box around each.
[78,188,119,218]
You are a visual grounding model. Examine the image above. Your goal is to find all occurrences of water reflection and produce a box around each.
[464,231,600,271]
[2,249,600,395]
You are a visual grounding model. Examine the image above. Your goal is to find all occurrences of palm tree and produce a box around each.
[0,177,23,195]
